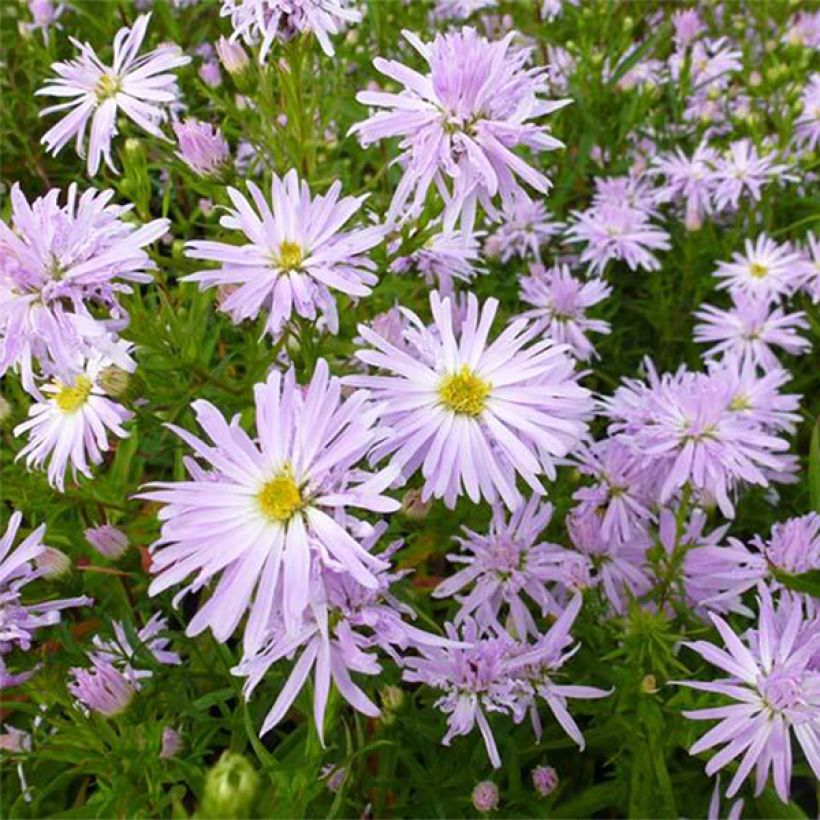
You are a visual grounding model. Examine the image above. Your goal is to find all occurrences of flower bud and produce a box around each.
[401,488,432,520]
[36,547,72,579]
[99,365,131,399]
[532,765,558,797]
[201,752,259,819]
[216,36,250,75]
[0,395,12,426]
[471,781,499,813]
[85,524,129,560]
[641,674,658,694]
[160,726,183,759]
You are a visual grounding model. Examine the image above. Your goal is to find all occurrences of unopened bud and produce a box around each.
[401,488,431,520]
[36,547,72,579]
[641,674,658,694]
[532,765,558,797]
[99,366,131,399]
[471,781,499,813]
[201,752,259,819]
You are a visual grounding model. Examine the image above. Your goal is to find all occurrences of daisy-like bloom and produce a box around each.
[672,8,705,48]
[37,14,190,176]
[349,291,593,510]
[714,235,811,302]
[603,360,794,517]
[694,293,811,370]
[686,513,820,611]
[794,74,820,152]
[84,524,129,559]
[68,657,135,717]
[139,360,400,649]
[519,264,611,361]
[651,141,719,230]
[484,196,564,262]
[0,512,92,679]
[220,0,361,62]
[351,27,569,230]
[173,119,230,177]
[433,496,566,638]
[235,533,450,741]
[14,353,133,492]
[677,588,820,803]
[391,230,483,294]
[565,202,670,276]
[88,613,181,685]
[184,170,384,340]
[711,140,792,213]
[783,10,820,48]
[26,0,66,39]
[0,183,166,392]
[800,231,820,304]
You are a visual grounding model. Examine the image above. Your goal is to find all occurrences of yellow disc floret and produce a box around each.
[276,241,304,271]
[95,73,122,102]
[749,262,768,279]
[54,376,93,414]
[257,472,303,522]
[438,366,491,417]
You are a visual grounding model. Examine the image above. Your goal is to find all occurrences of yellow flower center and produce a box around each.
[54,376,93,413]
[438,366,491,417]
[257,472,303,522]
[749,262,768,279]
[276,241,304,271]
[95,73,121,102]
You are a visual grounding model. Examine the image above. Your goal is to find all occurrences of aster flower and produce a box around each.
[184,170,384,340]
[0,183,166,392]
[565,202,670,275]
[672,8,705,48]
[37,13,190,175]
[349,291,592,510]
[391,230,483,293]
[26,0,66,39]
[651,141,719,230]
[173,119,230,176]
[800,231,820,304]
[235,534,449,741]
[519,264,611,361]
[139,360,400,649]
[351,27,569,230]
[215,35,250,74]
[532,764,559,797]
[794,74,820,152]
[783,10,820,48]
[84,524,129,559]
[677,588,820,803]
[714,235,810,302]
[471,781,500,812]
[14,352,133,492]
[694,293,811,369]
[69,658,135,717]
[484,196,564,262]
[220,0,361,61]
[0,512,91,682]
[603,359,794,517]
[433,496,567,637]
[711,140,792,213]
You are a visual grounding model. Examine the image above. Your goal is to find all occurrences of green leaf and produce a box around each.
[771,567,820,597]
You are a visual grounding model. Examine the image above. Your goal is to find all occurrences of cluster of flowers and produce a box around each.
[2,0,819,812]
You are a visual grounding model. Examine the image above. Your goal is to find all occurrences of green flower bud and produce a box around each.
[99,366,131,399]
[200,752,259,819]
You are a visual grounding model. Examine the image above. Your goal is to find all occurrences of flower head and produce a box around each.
[349,291,592,510]
[84,524,129,559]
[68,657,135,716]
[794,74,820,152]
[351,27,569,230]
[532,765,559,797]
[485,196,563,262]
[173,119,230,176]
[711,140,792,213]
[471,781,500,812]
[184,171,384,339]
[37,13,190,175]
[391,230,483,294]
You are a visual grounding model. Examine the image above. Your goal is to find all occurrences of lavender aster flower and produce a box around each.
[220,0,361,61]
[139,360,400,648]
[0,512,91,677]
[173,119,230,176]
[694,293,811,369]
[714,235,810,302]
[69,658,135,717]
[485,196,563,262]
[349,291,592,510]
[37,13,190,175]
[677,588,820,803]
[351,27,569,230]
[565,202,670,275]
[800,231,820,304]
[0,184,166,392]
[391,230,483,294]
[711,140,792,213]
[184,170,384,340]
[651,141,719,230]
[519,264,611,361]
[14,353,133,492]
[794,74,820,151]
[84,524,129,559]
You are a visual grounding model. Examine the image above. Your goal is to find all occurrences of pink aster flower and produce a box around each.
[565,201,670,275]
[794,74,820,152]
[0,183,166,392]
[714,235,810,302]
[471,781,500,812]
[37,13,190,176]
[69,658,135,717]
[711,140,792,213]
[0,512,91,676]
[694,293,811,369]
[391,229,483,294]
[672,8,705,48]
[677,588,820,803]
[783,10,820,48]
[14,351,133,492]
[173,119,230,176]
[139,360,400,649]
[220,0,361,61]
[532,764,559,797]
[484,196,564,262]
[349,291,592,510]
[519,264,611,361]
[433,496,566,637]
[351,27,569,230]
[184,170,384,340]
[84,524,129,559]
[651,141,719,230]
